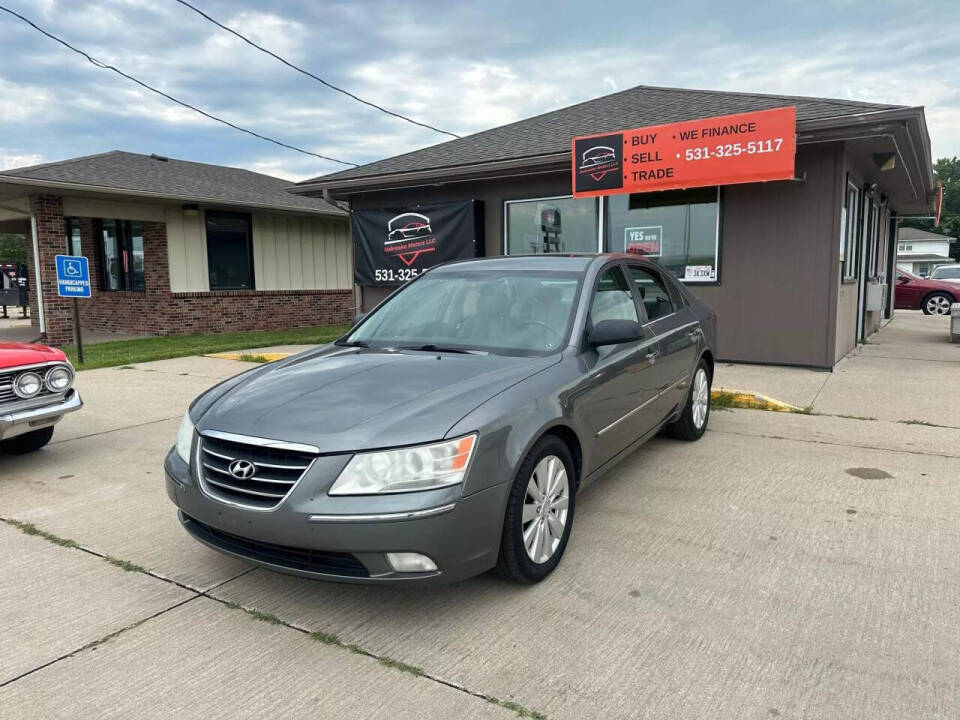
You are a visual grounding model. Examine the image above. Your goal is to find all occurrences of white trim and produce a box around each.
[29,213,44,333]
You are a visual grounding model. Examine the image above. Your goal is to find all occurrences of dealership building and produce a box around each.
[0,151,353,345]
[294,85,935,368]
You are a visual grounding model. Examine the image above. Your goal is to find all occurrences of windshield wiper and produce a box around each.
[396,344,476,354]
[335,339,369,348]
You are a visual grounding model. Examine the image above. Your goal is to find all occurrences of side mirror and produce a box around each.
[350,313,366,328]
[897,276,910,284]
[588,319,643,347]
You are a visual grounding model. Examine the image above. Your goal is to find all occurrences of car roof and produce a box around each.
[433,253,646,274]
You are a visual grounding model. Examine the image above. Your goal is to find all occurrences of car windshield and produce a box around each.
[343,269,582,355]
[931,267,960,279]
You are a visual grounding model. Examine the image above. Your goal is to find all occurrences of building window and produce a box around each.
[504,196,599,255]
[65,218,82,255]
[605,187,720,282]
[206,211,254,290]
[841,181,860,281]
[504,190,721,284]
[99,219,145,292]
[866,199,877,277]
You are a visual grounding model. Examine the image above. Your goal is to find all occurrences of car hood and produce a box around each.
[195,346,558,452]
[0,341,66,369]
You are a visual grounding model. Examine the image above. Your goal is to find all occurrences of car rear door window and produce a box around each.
[590,266,639,324]
[628,266,675,321]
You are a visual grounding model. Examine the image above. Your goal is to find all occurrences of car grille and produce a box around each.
[181,514,369,577]
[0,366,60,405]
[198,433,316,510]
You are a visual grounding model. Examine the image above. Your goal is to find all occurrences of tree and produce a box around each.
[899,156,960,261]
[0,233,27,264]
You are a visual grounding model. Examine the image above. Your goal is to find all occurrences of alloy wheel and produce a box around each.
[926,295,951,315]
[522,455,570,564]
[692,367,710,429]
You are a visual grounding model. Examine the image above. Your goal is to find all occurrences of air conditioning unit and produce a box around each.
[866,282,885,312]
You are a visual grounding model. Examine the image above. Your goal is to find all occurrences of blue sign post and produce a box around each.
[55,255,90,363]
[55,255,90,298]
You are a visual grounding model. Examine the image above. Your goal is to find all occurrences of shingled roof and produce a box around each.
[0,151,345,216]
[295,84,903,192]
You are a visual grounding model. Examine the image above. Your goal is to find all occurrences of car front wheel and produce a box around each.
[1,426,54,454]
[495,435,576,584]
[923,292,954,315]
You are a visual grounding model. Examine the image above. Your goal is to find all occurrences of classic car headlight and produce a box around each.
[329,434,477,495]
[44,364,74,392]
[14,371,43,398]
[175,413,195,463]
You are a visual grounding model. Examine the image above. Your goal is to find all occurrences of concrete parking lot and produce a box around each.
[2,312,958,719]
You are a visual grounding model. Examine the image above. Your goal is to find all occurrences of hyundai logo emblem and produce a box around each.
[228,459,256,479]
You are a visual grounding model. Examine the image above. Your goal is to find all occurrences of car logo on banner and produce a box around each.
[385,212,438,266]
[573,134,624,193]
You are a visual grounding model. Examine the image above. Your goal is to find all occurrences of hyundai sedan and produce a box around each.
[165,254,717,584]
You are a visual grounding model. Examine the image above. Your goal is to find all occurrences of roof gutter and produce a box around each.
[294,106,932,199]
[0,175,346,218]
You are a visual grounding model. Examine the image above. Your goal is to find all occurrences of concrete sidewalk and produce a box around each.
[2,315,959,719]
[715,311,958,425]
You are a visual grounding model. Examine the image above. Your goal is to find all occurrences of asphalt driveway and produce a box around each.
[2,313,958,719]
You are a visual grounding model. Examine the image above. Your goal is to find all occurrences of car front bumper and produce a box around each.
[0,390,82,441]
[164,447,510,585]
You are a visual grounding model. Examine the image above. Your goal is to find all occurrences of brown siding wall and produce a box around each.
[348,144,845,367]
[694,144,843,367]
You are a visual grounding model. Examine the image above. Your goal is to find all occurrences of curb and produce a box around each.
[711,387,807,413]
[205,352,292,363]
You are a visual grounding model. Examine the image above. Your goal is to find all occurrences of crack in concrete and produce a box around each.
[0,516,548,718]
[707,427,960,460]
[49,415,182,445]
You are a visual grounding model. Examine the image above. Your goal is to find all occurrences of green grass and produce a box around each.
[62,325,348,370]
[237,353,271,363]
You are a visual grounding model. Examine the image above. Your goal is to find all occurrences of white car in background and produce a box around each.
[929,265,960,285]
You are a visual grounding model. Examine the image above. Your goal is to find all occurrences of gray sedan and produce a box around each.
[164,254,717,584]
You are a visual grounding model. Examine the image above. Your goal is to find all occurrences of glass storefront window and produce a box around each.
[504,196,599,255]
[604,187,719,282]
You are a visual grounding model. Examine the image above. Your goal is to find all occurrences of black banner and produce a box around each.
[352,200,481,286]
[573,133,624,195]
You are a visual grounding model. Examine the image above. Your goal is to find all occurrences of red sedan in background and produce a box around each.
[894,269,958,315]
[0,341,82,453]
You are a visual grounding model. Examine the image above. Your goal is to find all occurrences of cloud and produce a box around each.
[0,0,956,187]
[0,153,43,171]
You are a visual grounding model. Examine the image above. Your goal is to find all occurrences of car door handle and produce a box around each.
[686,328,701,340]
[645,350,659,364]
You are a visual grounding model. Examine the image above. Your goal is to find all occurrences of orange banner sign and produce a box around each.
[571,106,796,197]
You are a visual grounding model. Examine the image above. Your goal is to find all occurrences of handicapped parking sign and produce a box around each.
[55,255,91,298]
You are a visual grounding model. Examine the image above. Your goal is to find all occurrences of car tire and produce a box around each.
[664,359,711,441]
[922,292,954,315]
[0,426,55,454]
[494,434,576,584]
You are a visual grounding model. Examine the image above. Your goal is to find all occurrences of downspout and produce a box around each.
[29,212,45,334]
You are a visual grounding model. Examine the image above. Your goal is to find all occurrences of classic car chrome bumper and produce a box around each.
[0,390,83,440]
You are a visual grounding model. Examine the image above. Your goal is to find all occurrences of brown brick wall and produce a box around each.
[31,195,353,345]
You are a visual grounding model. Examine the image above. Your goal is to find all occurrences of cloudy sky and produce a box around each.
[1,0,958,181]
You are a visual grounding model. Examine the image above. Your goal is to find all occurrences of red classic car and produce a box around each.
[0,341,82,453]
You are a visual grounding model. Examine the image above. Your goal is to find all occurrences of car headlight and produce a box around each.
[329,434,477,495]
[175,413,195,463]
[14,371,43,398]
[45,364,74,392]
